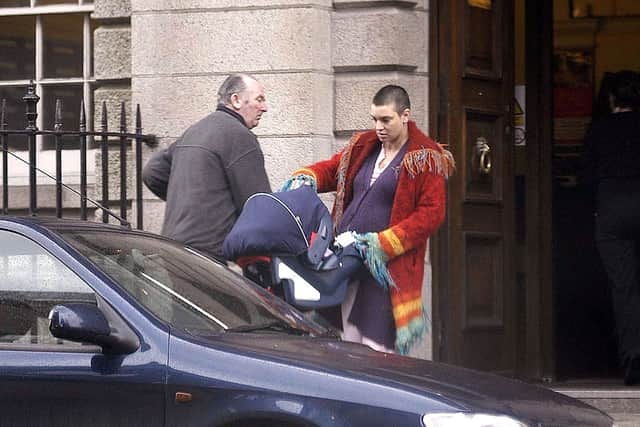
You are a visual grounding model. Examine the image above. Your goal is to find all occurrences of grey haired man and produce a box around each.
[143,74,272,260]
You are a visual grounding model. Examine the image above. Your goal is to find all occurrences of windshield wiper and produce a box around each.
[226,320,310,335]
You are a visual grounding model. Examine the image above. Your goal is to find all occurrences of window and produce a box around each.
[0,230,97,348]
[0,1,94,150]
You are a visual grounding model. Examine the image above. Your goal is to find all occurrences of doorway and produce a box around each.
[549,0,640,381]
[433,0,640,383]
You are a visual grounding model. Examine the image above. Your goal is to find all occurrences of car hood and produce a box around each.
[188,331,611,426]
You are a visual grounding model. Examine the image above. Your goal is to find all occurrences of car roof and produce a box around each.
[0,215,144,234]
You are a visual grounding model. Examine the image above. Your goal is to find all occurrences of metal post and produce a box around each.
[119,102,127,223]
[79,100,87,220]
[135,105,143,230]
[54,99,63,218]
[101,101,109,223]
[23,82,39,216]
[1,99,7,215]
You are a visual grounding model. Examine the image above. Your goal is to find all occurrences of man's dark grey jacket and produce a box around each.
[142,106,271,259]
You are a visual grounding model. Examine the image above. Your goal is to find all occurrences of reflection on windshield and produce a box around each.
[57,230,325,337]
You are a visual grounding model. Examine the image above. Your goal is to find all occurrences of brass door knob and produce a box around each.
[475,137,492,175]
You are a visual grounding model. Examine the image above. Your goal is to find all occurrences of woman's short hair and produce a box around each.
[372,85,411,113]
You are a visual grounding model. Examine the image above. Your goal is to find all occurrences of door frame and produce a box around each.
[523,0,554,381]
[429,0,554,380]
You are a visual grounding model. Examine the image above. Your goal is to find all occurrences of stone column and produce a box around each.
[93,0,134,224]
[131,0,333,233]
[331,0,432,359]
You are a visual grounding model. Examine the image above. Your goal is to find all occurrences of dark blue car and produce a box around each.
[0,216,613,426]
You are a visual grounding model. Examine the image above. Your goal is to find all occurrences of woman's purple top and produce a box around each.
[335,142,408,348]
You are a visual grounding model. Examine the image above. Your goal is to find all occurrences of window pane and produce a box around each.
[41,84,83,150]
[36,0,79,4]
[0,1,31,6]
[42,14,83,79]
[0,86,29,151]
[0,230,96,347]
[0,16,35,81]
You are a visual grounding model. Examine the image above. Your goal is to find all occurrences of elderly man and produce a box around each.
[143,74,272,260]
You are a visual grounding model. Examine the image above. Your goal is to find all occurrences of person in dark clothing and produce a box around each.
[143,74,271,260]
[583,70,640,385]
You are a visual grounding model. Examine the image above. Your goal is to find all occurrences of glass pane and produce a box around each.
[36,0,79,4]
[0,1,31,6]
[0,86,29,150]
[42,14,83,79]
[0,230,96,347]
[59,230,323,336]
[41,84,83,150]
[0,16,35,81]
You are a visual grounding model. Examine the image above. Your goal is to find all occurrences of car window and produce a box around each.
[0,230,97,349]
[59,230,324,336]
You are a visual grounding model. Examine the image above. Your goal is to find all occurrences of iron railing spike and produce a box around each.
[1,99,6,127]
[54,99,63,131]
[120,102,127,132]
[101,101,108,132]
[136,104,141,131]
[23,81,39,131]
[79,99,86,131]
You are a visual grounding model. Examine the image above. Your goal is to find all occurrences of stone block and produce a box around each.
[94,0,131,20]
[140,198,165,233]
[256,73,334,137]
[94,145,137,203]
[0,184,96,210]
[332,8,427,71]
[334,73,429,132]
[132,0,332,11]
[93,87,133,133]
[94,27,131,80]
[131,8,330,75]
[132,73,333,138]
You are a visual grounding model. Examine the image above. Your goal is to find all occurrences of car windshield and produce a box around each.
[57,229,326,337]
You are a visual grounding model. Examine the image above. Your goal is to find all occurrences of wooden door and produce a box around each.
[431,0,517,375]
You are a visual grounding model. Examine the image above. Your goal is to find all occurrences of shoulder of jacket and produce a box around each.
[404,128,455,178]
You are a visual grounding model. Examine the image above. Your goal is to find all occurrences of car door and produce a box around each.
[0,227,166,427]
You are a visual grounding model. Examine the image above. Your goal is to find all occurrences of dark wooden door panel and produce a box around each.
[464,232,504,329]
[435,0,516,375]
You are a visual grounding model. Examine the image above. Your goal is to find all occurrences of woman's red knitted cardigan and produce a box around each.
[293,121,454,353]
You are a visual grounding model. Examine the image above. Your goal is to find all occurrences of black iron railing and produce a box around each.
[0,82,156,229]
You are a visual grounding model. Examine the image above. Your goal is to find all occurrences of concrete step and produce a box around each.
[552,385,640,425]
[609,414,640,426]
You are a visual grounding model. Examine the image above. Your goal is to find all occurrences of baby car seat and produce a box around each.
[223,186,362,310]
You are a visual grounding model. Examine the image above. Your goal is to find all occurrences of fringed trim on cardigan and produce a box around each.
[402,145,456,179]
[395,308,427,355]
[354,232,396,290]
[333,135,358,232]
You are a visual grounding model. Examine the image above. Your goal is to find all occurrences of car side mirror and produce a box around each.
[49,303,138,354]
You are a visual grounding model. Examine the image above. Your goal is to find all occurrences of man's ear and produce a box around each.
[230,93,243,110]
